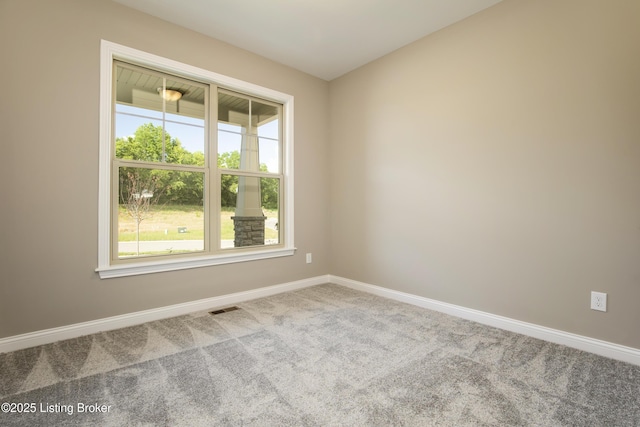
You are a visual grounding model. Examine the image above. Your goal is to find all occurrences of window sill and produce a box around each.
[96,247,296,279]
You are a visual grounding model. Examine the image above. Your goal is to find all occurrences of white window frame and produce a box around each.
[97,40,295,279]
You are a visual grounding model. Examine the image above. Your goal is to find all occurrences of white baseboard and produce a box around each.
[0,275,330,354]
[330,275,640,366]
[4,274,639,367]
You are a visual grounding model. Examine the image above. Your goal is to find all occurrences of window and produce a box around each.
[97,41,294,278]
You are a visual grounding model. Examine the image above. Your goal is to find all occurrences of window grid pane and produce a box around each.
[114,62,207,166]
[117,166,205,259]
[220,174,280,248]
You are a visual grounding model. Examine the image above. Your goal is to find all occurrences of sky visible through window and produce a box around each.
[115,104,279,172]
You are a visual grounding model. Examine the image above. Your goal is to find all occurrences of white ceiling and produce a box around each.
[113,0,502,81]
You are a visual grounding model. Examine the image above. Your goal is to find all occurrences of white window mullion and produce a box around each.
[161,77,167,163]
[208,84,217,252]
[111,162,120,261]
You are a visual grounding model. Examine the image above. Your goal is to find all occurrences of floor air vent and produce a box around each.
[209,306,240,315]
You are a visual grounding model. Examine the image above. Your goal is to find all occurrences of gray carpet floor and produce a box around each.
[1,283,639,426]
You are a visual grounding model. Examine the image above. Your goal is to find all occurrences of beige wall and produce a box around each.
[0,0,330,338]
[329,0,640,349]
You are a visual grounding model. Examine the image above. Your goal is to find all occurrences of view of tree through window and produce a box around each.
[113,62,281,259]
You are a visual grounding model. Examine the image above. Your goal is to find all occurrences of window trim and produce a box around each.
[97,40,295,279]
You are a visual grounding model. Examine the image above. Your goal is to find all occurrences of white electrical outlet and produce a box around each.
[306,253,312,264]
[590,291,607,312]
